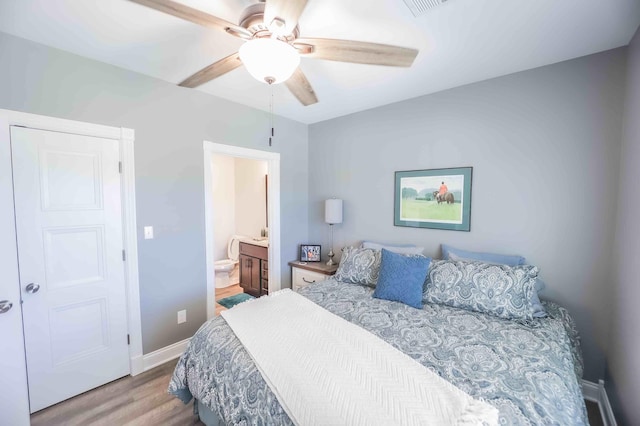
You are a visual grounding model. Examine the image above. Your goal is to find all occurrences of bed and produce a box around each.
[169,276,587,425]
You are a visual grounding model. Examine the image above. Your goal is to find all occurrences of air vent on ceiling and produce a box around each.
[402,0,449,17]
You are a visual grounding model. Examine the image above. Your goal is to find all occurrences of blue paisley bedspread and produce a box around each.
[169,279,587,425]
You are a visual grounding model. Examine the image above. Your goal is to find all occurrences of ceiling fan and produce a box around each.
[130,0,419,106]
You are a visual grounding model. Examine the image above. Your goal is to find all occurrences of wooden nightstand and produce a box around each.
[289,261,338,291]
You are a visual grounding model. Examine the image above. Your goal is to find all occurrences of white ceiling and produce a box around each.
[1,0,639,124]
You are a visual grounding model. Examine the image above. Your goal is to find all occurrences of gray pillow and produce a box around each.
[445,246,545,292]
[447,252,546,317]
[334,247,381,286]
[423,260,539,321]
[335,247,426,287]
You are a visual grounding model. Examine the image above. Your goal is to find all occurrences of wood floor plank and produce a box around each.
[586,400,604,426]
[82,376,174,424]
[215,283,242,300]
[30,360,202,426]
[215,283,244,316]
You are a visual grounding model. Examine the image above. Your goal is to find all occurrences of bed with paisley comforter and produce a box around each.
[169,278,587,425]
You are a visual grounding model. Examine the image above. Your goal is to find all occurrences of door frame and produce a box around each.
[0,111,144,386]
[203,141,281,319]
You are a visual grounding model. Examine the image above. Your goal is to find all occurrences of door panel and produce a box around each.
[250,259,261,294]
[40,150,103,210]
[44,225,106,288]
[11,126,129,413]
[239,255,261,296]
[240,254,251,292]
[49,297,109,365]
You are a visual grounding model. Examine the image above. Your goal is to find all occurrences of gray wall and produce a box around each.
[0,32,309,354]
[308,48,627,382]
[608,26,640,425]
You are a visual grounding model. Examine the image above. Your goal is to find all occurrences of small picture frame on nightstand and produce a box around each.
[300,244,321,262]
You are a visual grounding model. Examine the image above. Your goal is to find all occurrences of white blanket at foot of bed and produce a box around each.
[221,289,498,426]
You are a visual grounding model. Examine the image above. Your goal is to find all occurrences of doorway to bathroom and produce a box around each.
[202,142,281,320]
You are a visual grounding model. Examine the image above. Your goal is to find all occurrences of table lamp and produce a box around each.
[325,199,343,266]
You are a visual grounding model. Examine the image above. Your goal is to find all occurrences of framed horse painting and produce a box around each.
[394,167,473,231]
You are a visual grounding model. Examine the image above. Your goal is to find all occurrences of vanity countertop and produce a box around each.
[239,237,269,248]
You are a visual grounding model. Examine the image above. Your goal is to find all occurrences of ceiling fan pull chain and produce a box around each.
[269,83,274,146]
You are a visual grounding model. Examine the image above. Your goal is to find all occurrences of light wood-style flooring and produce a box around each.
[214,283,243,316]
[30,360,201,426]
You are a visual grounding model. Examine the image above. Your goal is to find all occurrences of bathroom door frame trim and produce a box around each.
[203,141,281,319]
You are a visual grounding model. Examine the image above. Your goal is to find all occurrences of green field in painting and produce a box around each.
[401,199,462,221]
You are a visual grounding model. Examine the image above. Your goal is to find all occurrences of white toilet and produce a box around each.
[214,235,243,288]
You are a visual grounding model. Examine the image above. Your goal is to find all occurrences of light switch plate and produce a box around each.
[177,309,186,324]
[144,226,154,240]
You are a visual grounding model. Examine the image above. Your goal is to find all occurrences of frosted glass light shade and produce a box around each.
[239,38,300,84]
[325,199,343,224]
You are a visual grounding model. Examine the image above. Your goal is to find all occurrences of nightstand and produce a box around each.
[289,261,338,291]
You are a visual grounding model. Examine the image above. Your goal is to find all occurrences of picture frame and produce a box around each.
[299,244,321,262]
[394,167,473,231]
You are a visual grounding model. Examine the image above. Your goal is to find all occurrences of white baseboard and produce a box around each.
[582,379,617,426]
[141,338,190,373]
[130,355,144,376]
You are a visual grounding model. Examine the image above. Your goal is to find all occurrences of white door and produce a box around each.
[0,119,30,425]
[11,126,130,413]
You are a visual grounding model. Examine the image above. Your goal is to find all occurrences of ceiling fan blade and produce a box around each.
[264,0,308,35]
[179,53,243,88]
[129,0,251,39]
[295,38,418,67]
[285,67,318,106]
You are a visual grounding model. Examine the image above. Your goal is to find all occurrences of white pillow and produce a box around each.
[449,251,507,264]
[361,241,424,255]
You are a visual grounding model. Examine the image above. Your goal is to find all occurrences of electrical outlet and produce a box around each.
[177,309,186,324]
[144,226,154,239]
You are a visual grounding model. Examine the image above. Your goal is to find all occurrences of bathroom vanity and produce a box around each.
[239,241,268,297]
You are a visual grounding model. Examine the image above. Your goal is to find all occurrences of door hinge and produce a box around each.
[127,334,130,345]
[119,161,122,174]
[122,249,126,261]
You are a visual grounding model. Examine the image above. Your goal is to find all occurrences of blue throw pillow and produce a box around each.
[373,249,431,309]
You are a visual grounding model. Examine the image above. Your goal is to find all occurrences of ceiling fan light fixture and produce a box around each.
[268,17,287,36]
[239,38,300,84]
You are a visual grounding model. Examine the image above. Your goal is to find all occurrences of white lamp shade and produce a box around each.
[325,199,343,224]
[239,38,300,84]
